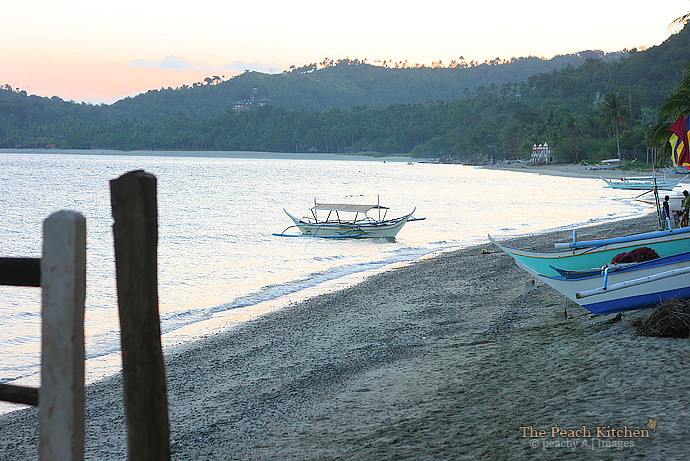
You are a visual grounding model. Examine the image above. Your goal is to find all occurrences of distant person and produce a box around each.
[682,191,690,227]
[663,195,671,229]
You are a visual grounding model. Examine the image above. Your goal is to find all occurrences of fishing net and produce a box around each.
[634,298,690,338]
[611,247,659,264]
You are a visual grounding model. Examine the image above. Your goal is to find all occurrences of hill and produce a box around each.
[106,51,626,122]
[524,26,690,112]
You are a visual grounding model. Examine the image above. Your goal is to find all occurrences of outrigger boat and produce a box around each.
[524,249,690,315]
[601,174,687,191]
[489,226,690,315]
[274,201,424,238]
[489,226,690,278]
[584,158,620,170]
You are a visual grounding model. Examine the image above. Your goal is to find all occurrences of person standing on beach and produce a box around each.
[663,195,671,229]
[682,191,690,227]
[661,195,671,229]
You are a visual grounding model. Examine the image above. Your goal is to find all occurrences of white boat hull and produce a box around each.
[601,175,687,190]
[284,210,413,238]
[490,229,690,314]
[514,252,690,315]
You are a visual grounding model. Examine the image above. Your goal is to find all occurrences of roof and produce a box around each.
[312,203,388,212]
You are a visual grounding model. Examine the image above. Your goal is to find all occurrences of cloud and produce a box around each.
[129,56,212,71]
[129,56,282,74]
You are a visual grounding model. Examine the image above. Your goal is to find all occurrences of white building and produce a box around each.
[531,143,552,164]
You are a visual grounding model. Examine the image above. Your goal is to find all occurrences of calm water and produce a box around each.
[0,149,648,412]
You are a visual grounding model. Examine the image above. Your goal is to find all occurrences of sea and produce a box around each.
[0,149,650,413]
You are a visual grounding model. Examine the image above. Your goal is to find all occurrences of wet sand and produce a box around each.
[1,168,690,459]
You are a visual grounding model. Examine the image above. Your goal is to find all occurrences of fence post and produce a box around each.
[110,170,170,460]
[39,210,86,460]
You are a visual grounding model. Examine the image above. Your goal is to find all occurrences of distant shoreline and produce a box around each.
[484,161,678,180]
[3,148,683,185]
[0,147,413,162]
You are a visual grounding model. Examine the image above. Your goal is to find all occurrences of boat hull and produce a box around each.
[490,230,690,314]
[285,210,412,238]
[601,175,687,190]
[603,182,681,190]
[513,252,690,315]
[488,228,690,278]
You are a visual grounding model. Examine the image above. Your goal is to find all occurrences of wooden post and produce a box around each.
[39,210,86,461]
[110,170,170,460]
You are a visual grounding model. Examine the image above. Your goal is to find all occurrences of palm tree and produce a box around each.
[646,9,690,164]
[598,93,631,163]
[660,62,690,116]
[646,62,690,150]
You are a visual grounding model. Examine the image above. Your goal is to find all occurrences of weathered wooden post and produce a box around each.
[39,210,86,461]
[110,170,170,460]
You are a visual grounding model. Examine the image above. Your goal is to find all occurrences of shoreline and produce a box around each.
[0,148,414,163]
[487,161,689,181]
[1,212,689,459]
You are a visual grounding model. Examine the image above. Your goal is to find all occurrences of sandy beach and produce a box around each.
[492,160,682,180]
[2,164,690,460]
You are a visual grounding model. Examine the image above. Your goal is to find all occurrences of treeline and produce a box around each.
[0,91,648,163]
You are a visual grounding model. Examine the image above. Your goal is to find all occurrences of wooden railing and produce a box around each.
[0,257,41,406]
[0,210,87,460]
[1,170,170,460]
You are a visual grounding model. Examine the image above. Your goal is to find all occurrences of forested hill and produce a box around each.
[2,24,690,162]
[108,51,626,121]
[526,25,690,113]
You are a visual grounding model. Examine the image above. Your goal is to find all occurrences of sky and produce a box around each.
[2,0,689,104]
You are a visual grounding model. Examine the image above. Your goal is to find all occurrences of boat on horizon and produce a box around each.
[274,200,424,238]
[490,226,690,315]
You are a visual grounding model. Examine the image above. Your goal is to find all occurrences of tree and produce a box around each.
[659,63,690,117]
[646,62,690,156]
[670,5,690,31]
[598,93,630,162]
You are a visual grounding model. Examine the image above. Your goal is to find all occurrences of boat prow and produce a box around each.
[283,209,302,226]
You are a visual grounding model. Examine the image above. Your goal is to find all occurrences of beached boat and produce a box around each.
[489,226,690,314]
[274,202,424,238]
[662,166,690,175]
[515,249,690,315]
[584,159,620,170]
[489,227,690,277]
[601,174,687,191]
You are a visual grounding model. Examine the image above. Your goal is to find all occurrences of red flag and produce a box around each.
[670,115,690,166]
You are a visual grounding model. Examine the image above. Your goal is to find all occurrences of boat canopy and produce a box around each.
[311,203,389,212]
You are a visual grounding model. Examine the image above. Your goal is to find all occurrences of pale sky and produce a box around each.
[3,0,689,104]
